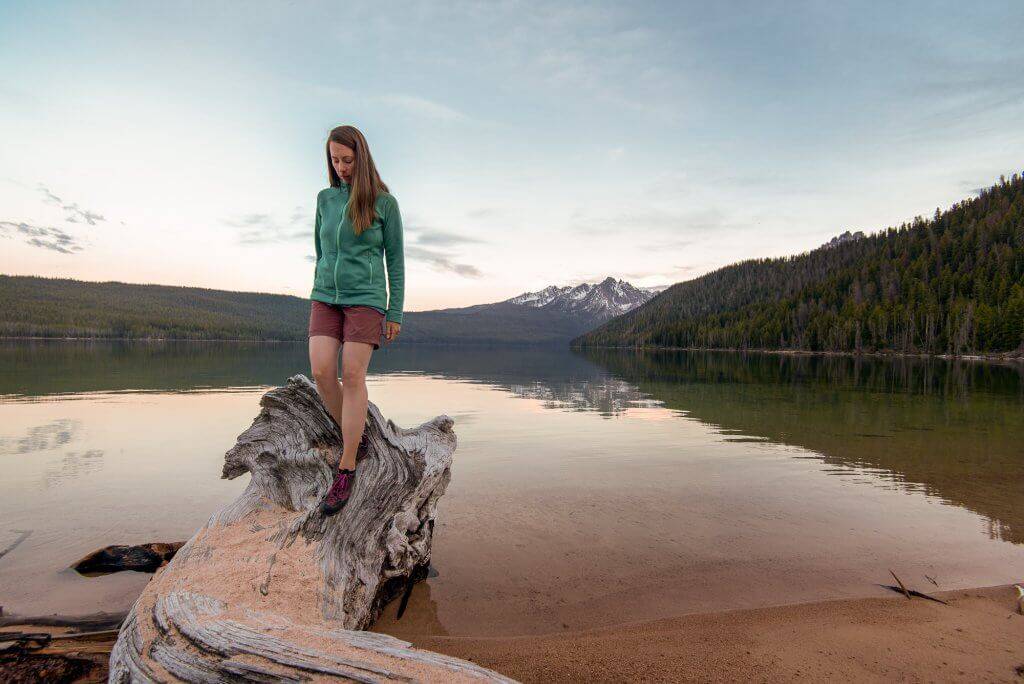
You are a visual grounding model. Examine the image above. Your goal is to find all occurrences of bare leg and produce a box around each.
[309,335,344,440]
[339,341,374,471]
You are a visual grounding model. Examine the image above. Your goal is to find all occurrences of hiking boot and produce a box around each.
[319,469,355,516]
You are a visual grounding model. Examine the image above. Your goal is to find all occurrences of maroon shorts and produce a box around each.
[308,301,385,349]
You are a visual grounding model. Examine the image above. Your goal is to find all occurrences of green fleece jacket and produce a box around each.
[310,180,405,324]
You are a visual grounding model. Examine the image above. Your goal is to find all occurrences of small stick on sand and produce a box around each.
[890,570,911,600]
[878,584,949,605]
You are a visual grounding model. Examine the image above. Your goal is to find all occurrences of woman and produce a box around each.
[308,124,405,516]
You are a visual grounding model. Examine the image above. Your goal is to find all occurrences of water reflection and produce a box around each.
[0,340,608,399]
[2,340,1024,630]
[0,418,80,454]
[373,577,449,637]
[575,347,1024,398]
[506,377,658,415]
[43,449,105,488]
[576,348,1024,544]
[4,343,1022,546]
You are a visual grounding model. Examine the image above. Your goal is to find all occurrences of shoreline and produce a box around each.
[5,584,1021,682]
[573,343,1024,363]
[0,335,302,343]
[4,335,1023,363]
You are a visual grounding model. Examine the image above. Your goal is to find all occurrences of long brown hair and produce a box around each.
[325,125,390,235]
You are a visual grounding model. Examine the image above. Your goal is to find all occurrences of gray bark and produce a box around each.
[108,374,514,683]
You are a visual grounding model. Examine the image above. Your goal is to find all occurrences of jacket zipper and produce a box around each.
[333,196,350,303]
[368,256,373,285]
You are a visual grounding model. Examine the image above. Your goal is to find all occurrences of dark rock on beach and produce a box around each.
[72,542,184,575]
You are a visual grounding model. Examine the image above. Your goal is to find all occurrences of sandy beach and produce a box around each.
[404,584,1024,682]
[4,584,1022,682]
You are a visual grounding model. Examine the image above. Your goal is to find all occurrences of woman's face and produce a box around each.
[329,141,355,184]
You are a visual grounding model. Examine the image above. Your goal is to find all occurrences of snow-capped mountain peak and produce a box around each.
[506,277,662,318]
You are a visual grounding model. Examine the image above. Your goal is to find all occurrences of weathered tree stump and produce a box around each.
[108,374,513,683]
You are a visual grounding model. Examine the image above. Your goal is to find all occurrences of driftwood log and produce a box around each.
[108,374,513,683]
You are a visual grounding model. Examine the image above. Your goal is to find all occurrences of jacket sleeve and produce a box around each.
[312,193,322,280]
[382,195,405,324]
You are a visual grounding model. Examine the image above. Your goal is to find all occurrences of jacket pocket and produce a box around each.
[338,254,371,292]
[314,256,331,291]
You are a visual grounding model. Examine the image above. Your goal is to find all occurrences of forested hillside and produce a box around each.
[0,277,310,340]
[573,173,1024,355]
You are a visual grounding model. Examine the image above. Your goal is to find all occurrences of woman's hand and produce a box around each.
[384,321,401,343]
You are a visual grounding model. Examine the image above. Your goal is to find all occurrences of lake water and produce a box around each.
[1,340,1022,637]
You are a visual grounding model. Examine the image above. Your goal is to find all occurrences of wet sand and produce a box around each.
[403,584,1024,682]
[7,584,1021,682]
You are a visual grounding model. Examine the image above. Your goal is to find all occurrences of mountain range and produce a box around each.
[397,277,662,345]
[0,274,661,345]
[508,278,665,316]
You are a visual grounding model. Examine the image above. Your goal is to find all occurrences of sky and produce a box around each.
[1,1,1022,312]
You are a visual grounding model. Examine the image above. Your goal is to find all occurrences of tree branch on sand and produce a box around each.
[108,374,514,683]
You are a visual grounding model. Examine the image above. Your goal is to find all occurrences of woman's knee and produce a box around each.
[311,364,339,387]
[340,367,366,386]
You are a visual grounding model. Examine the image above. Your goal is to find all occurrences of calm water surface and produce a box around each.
[1,340,1022,636]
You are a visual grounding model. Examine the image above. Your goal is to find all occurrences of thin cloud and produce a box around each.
[622,265,697,281]
[402,221,483,275]
[63,203,105,225]
[406,245,481,278]
[378,94,469,122]
[311,84,473,123]
[228,209,485,251]
[0,220,85,254]
[36,184,106,225]
[306,247,480,277]
[897,84,1024,139]
[568,205,735,236]
[223,213,272,228]
[39,185,62,205]
[494,10,678,120]
[907,55,1024,119]
[412,228,486,247]
[465,207,507,220]
[224,206,311,244]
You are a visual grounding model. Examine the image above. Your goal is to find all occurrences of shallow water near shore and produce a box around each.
[1,340,1022,637]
